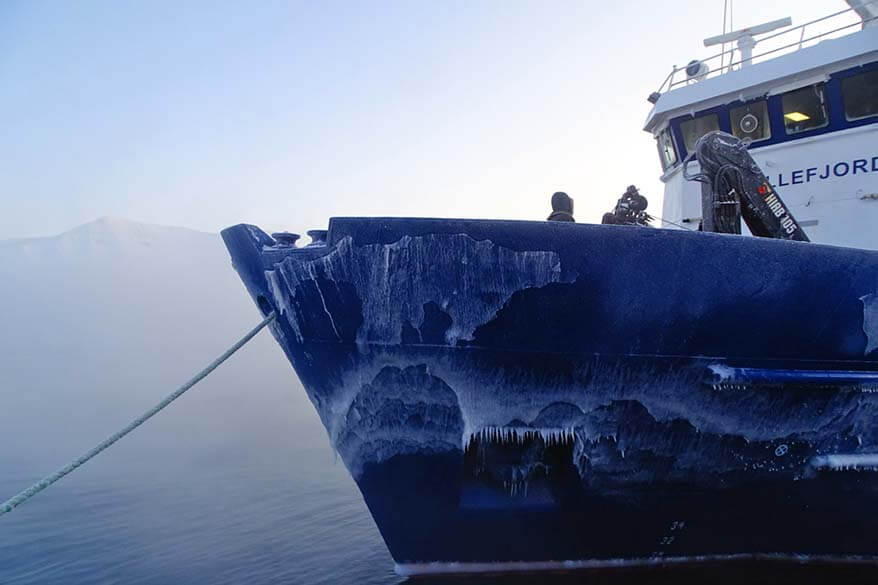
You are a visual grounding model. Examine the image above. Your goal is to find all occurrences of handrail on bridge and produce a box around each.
[653,1,878,97]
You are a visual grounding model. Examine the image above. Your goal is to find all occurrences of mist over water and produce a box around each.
[0,218,396,585]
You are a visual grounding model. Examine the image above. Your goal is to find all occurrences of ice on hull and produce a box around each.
[221,217,878,570]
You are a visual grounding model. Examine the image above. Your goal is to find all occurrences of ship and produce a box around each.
[222,2,878,576]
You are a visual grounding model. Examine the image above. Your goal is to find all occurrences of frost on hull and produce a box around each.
[220,221,878,492]
[336,365,464,477]
[306,347,878,489]
[222,219,878,565]
[264,234,572,345]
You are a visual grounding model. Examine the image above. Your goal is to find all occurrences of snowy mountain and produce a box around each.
[0,217,319,472]
[0,217,245,371]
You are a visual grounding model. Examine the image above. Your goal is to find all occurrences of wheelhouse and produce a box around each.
[644,6,878,250]
[656,62,878,171]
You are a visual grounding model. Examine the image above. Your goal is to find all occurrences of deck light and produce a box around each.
[784,111,810,122]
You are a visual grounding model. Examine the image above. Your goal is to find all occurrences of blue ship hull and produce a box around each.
[222,218,878,574]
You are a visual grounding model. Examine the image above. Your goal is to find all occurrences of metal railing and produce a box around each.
[654,2,877,96]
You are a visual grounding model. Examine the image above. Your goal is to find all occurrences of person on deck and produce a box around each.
[547,191,575,222]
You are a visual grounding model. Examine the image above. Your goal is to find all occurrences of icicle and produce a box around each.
[471,425,581,449]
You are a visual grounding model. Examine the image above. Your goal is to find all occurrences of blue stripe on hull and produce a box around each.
[711,366,878,386]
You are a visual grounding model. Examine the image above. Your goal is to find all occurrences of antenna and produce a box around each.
[704,16,792,68]
[720,0,729,71]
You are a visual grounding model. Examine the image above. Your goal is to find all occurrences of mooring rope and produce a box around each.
[0,311,276,517]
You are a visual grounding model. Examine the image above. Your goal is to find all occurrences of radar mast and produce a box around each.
[703,17,792,68]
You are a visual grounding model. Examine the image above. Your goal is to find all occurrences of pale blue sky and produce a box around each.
[0,0,855,239]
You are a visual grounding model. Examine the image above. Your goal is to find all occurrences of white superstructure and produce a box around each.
[644,2,878,249]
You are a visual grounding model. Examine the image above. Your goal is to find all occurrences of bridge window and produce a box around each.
[656,128,677,170]
[842,69,878,121]
[730,100,770,142]
[781,84,828,134]
[680,113,719,152]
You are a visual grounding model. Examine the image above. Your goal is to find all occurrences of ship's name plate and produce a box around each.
[772,156,878,187]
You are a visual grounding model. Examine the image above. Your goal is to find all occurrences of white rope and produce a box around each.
[0,311,276,516]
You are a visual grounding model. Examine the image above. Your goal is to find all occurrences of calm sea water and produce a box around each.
[0,316,398,585]
[0,397,395,584]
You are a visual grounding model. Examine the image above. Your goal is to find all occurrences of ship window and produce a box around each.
[781,84,828,134]
[842,69,878,121]
[680,113,719,153]
[730,100,770,142]
[656,128,677,170]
